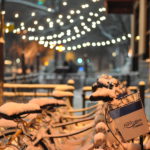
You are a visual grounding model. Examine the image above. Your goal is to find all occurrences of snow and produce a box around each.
[0,118,17,127]
[94,132,106,145]
[0,102,40,116]
[95,122,108,133]
[67,79,75,85]
[54,85,75,91]
[29,98,66,107]
[91,88,116,98]
[52,90,73,97]
[83,86,92,91]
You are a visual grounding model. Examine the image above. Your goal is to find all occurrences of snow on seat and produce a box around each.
[90,88,116,102]
[95,122,108,133]
[67,79,75,85]
[0,118,17,127]
[0,102,41,120]
[82,86,92,91]
[52,90,73,98]
[54,85,75,91]
[94,132,106,147]
[29,98,66,108]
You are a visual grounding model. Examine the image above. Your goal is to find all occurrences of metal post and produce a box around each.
[0,0,5,105]
[82,91,85,115]
[138,81,145,150]
[138,81,145,107]
[21,52,26,82]
[36,53,40,72]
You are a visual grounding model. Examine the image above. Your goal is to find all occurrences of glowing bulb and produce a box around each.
[40,36,45,40]
[58,14,63,18]
[72,36,76,40]
[49,22,53,28]
[106,41,110,45]
[117,38,121,42]
[94,13,99,17]
[39,41,44,45]
[111,39,116,44]
[81,31,85,35]
[60,22,64,26]
[87,18,92,22]
[28,36,34,41]
[63,39,67,43]
[5,29,9,33]
[76,10,81,14]
[67,47,71,51]
[31,12,35,17]
[48,8,52,12]
[53,34,57,38]
[122,36,126,40]
[38,26,44,30]
[76,34,81,38]
[67,38,71,41]
[81,22,85,26]
[35,37,38,41]
[87,42,90,46]
[127,34,131,38]
[56,19,61,23]
[92,42,96,47]
[72,46,76,50]
[77,45,81,49]
[70,10,75,15]
[46,18,51,22]
[102,42,106,46]
[89,12,94,16]
[69,19,74,23]
[80,16,84,20]
[20,22,24,26]
[14,13,19,18]
[34,20,38,25]
[63,1,67,6]
[28,27,32,31]
[67,15,71,19]
[21,26,25,30]
[77,58,83,63]
[96,20,101,24]
[47,36,52,40]
[97,42,101,46]
[6,23,10,27]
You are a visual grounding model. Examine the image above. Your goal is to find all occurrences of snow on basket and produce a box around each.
[0,102,41,120]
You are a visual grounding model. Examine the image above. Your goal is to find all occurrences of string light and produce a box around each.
[13,5,106,42]
[63,34,131,51]
[10,1,130,52]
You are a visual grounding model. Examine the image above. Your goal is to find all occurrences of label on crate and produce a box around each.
[109,100,149,141]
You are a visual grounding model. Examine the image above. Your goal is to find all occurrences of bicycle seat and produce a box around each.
[0,118,17,127]
[29,98,66,109]
[0,102,41,120]
[90,88,116,102]
[52,90,73,99]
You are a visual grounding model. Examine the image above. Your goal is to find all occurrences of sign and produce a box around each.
[109,92,149,142]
